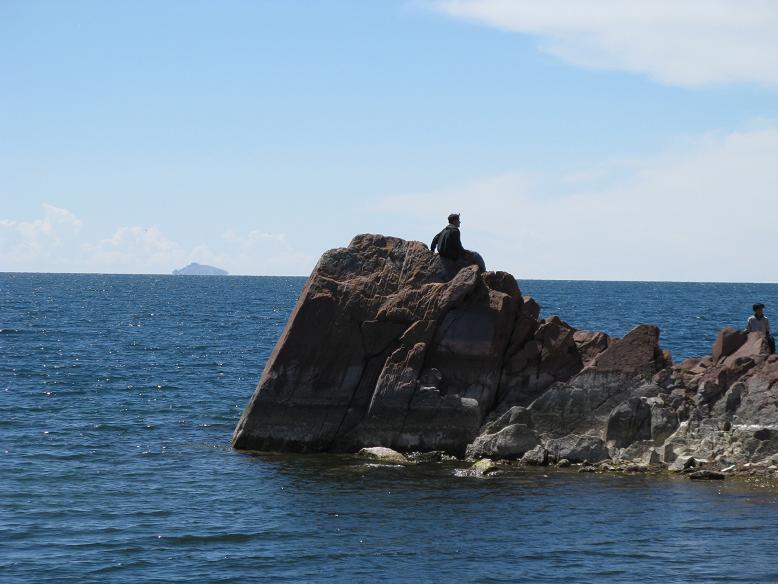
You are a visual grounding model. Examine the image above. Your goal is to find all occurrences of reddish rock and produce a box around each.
[497,316,583,409]
[481,271,522,304]
[233,235,520,455]
[232,235,483,453]
[522,296,540,320]
[593,324,668,376]
[573,330,610,368]
[723,332,771,366]
[712,327,748,362]
[233,233,778,470]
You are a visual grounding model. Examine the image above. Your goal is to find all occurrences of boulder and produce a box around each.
[573,330,610,368]
[465,422,539,459]
[593,324,668,376]
[712,327,748,362]
[521,445,549,466]
[456,458,502,477]
[465,406,538,459]
[606,398,652,447]
[723,332,771,366]
[358,446,408,464]
[232,235,488,454]
[543,434,609,463]
[497,316,583,409]
[689,470,725,481]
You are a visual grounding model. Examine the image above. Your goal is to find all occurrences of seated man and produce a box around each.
[746,302,775,354]
[430,213,486,272]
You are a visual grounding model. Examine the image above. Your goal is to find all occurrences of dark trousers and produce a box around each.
[463,250,486,272]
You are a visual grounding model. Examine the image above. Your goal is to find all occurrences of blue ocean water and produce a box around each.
[3,273,778,583]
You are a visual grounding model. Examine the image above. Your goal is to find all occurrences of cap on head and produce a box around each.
[448,213,460,224]
[754,303,765,311]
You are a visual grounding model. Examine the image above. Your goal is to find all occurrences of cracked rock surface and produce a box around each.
[232,234,778,471]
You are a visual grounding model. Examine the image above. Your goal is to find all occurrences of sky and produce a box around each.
[1,0,777,281]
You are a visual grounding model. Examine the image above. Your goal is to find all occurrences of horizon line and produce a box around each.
[2,270,778,286]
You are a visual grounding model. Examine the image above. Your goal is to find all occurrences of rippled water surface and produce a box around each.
[3,274,778,582]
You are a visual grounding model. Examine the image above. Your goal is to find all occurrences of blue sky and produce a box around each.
[2,0,777,280]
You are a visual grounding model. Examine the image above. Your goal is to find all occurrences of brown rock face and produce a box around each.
[232,234,525,455]
[234,233,778,470]
[712,327,748,362]
[593,324,668,375]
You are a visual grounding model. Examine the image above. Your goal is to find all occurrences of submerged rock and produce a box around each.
[357,446,408,464]
[456,458,503,478]
[232,233,778,476]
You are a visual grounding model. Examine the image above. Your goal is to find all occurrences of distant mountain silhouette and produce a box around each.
[172,262,228,276]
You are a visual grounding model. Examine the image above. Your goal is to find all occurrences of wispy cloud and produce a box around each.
[377,126,778,282]
[217,229,313,275]
[0,206,313,275]
[0,204,83,268]
[432,0,778,87]
[82,226,182,273]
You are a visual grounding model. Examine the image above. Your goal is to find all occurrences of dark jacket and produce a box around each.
[430,224,465,260]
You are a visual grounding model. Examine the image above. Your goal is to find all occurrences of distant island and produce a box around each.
[172,262,228,276]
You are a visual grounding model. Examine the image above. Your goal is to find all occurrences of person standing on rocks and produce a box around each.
[746,303,775,354]
[430,213,486,271]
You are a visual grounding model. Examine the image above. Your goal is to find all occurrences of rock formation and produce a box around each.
[233,234,778,473]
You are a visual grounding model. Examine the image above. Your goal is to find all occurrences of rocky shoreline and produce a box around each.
[233,234,778,484]
[355,446,778,485]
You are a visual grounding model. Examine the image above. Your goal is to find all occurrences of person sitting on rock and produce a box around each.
[746,303,775,354]
[430,213,486,271]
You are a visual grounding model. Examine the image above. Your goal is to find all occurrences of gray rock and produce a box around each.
[456,458,502,477]
[465,422,539,459]
[521,445,549,466]
[606,398,652,447]
[689,469,725,480]
[358,446,408,464]
[544,434,610,463]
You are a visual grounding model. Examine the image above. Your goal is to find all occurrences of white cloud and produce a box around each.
[433,0,778,87]
[215,229,314,275]
[377,126,778,282]
[82,226,182,273]
[0,205,313,275]
[0,203,83,270]
[76,226,314,275]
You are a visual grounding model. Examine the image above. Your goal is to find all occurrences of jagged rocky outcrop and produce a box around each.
[233,234,778,473]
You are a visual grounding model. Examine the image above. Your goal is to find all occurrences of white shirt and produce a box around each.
[746,315,770,334]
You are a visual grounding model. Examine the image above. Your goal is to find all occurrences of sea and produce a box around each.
[3,273,778,583]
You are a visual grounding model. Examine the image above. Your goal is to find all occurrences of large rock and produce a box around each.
[592,324,668,376]
[574,330,610,368]
[233,235,519,455]
[544,434,610,463]
[712,327,748,362]
[496,316,584,410]
[233,233,778,471]
[465,406,538,459]
[358,446,408,464]
[606,397,652,448]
